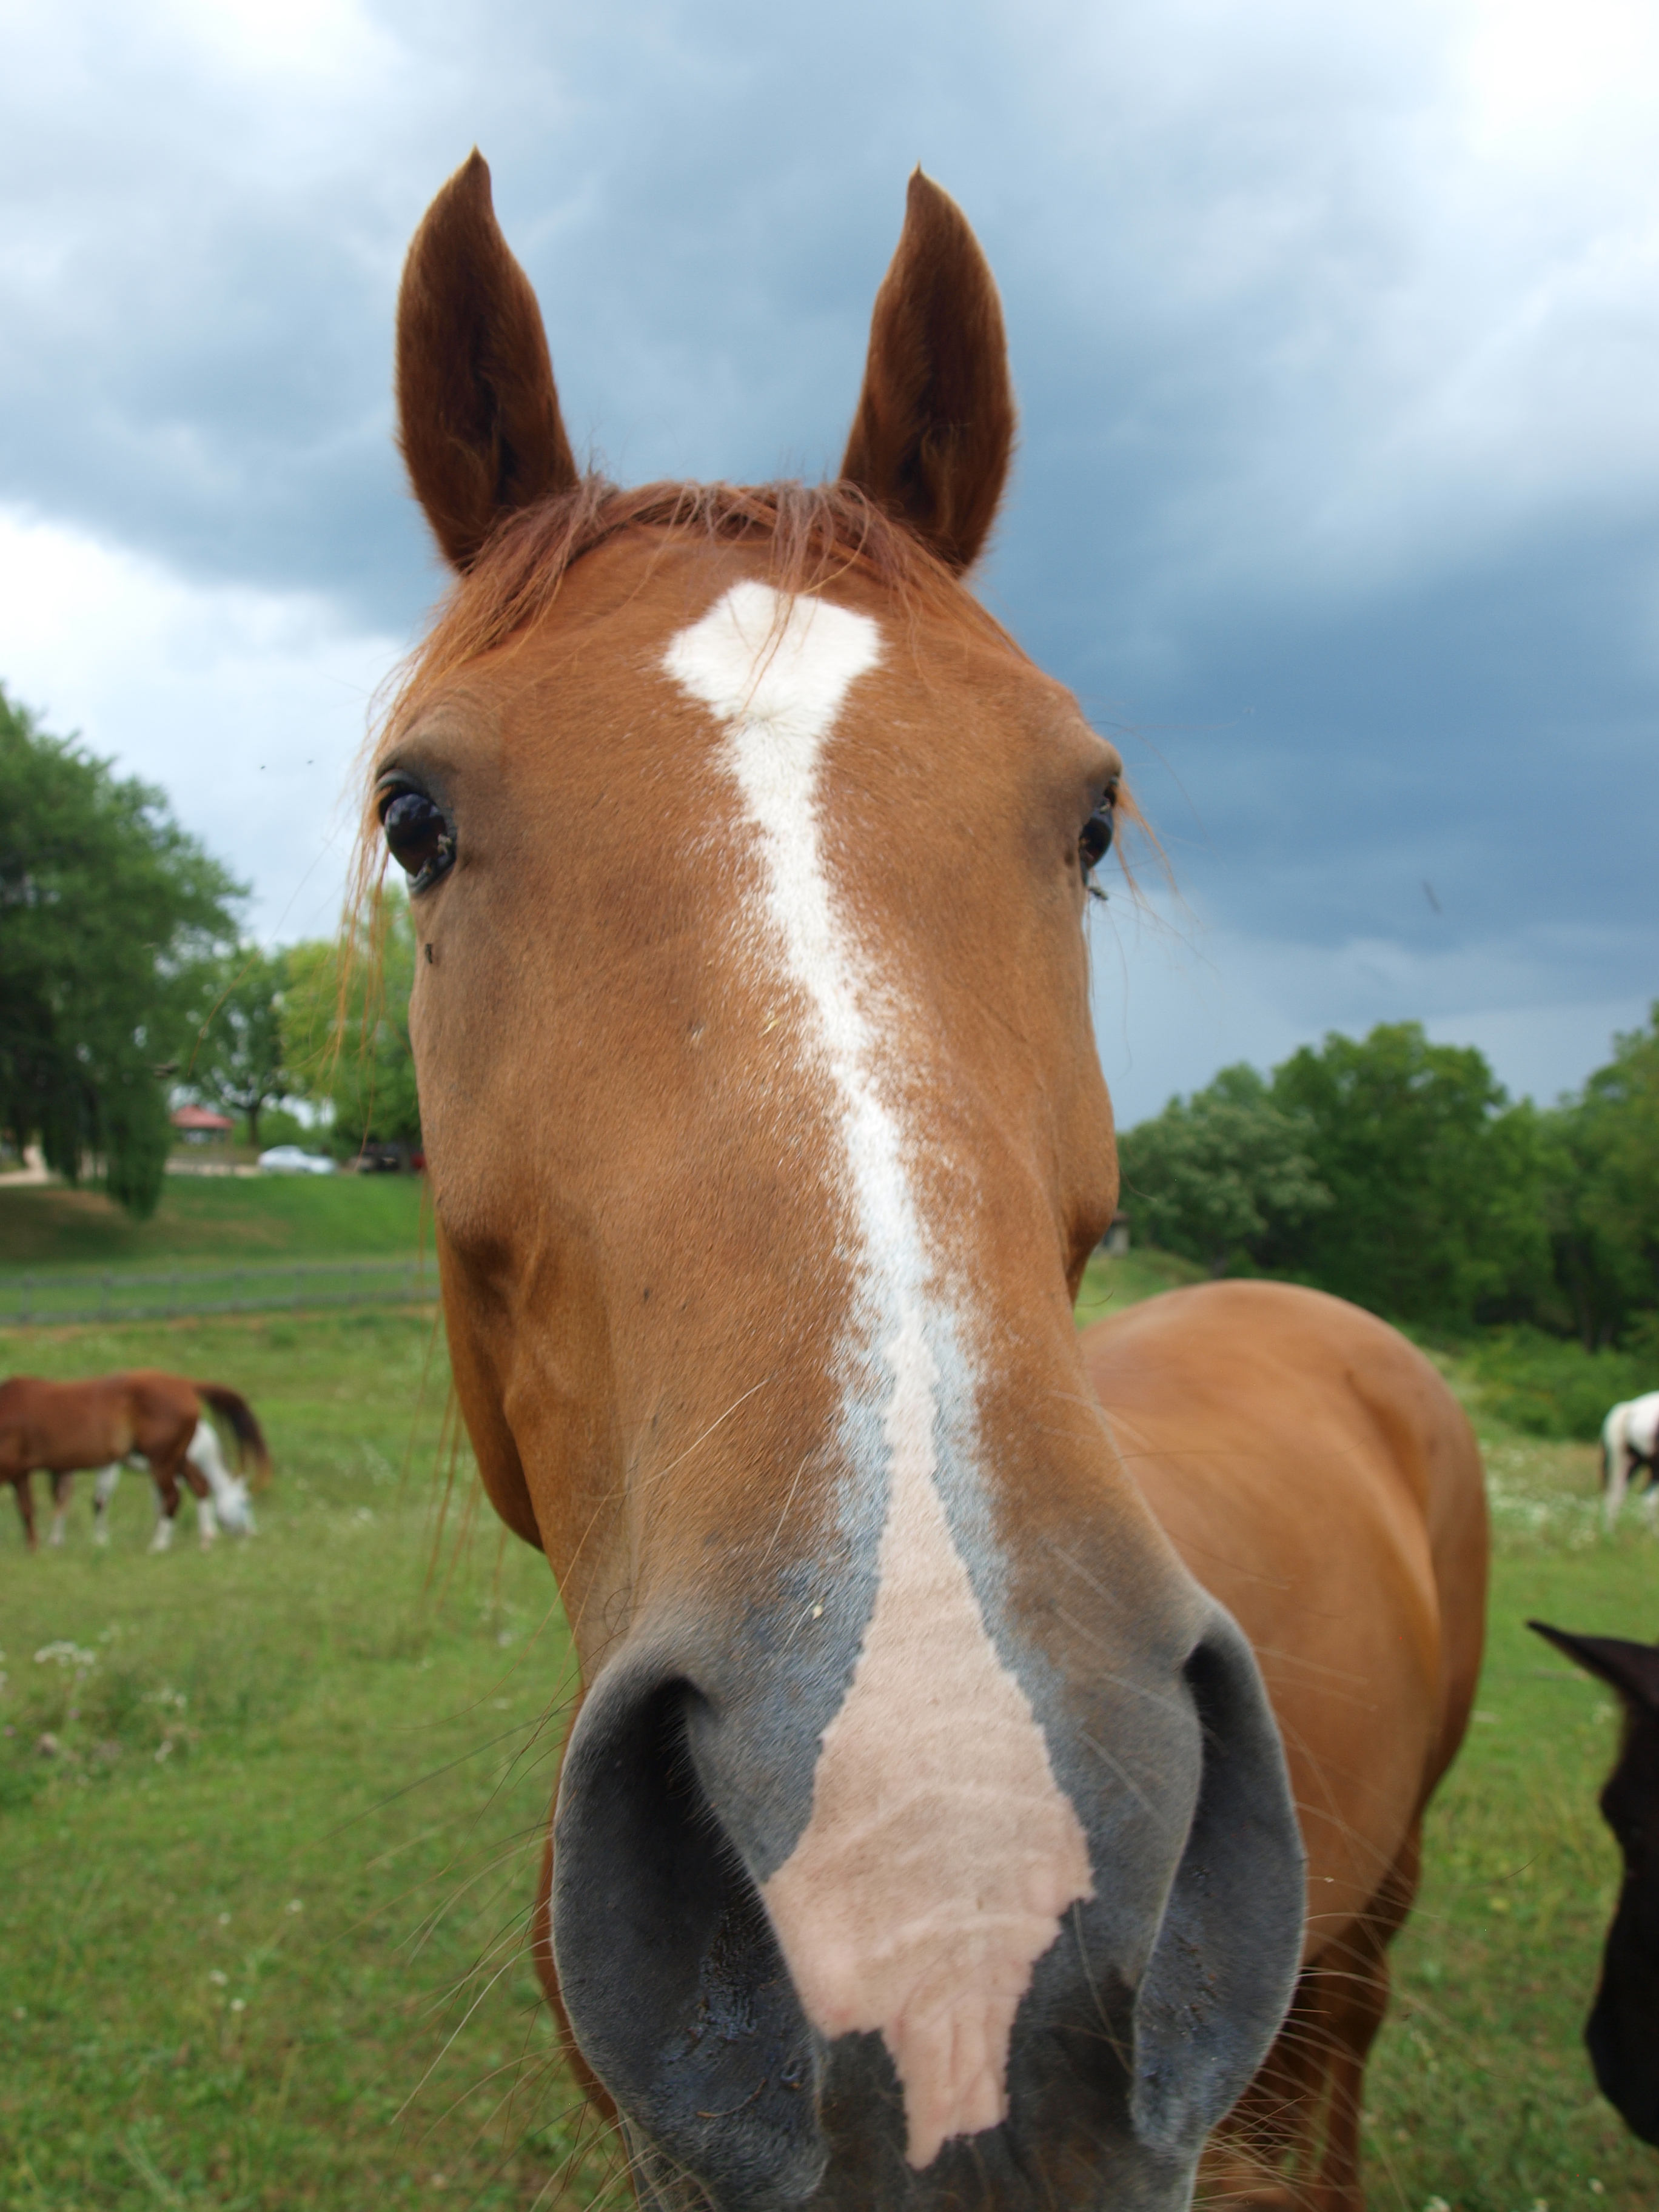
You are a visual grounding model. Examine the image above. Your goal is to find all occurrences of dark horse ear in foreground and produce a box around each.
[379,150,1488,2210]
[1530,1620,1659,2144]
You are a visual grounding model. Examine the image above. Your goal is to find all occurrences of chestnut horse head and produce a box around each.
[378,154,1303,2210]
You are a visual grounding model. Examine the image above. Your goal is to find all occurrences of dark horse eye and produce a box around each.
[1079,791,1116,877]
[378,783,455,891]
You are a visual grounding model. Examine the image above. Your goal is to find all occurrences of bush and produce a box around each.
[281,892,420,1158]
[1266,1024,1549,1330]
[1116,1064,1330,1277]
[251,1104,324,1153]
[1466,1327,1654,1441]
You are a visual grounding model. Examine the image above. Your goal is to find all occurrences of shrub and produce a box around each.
[1466,1327,1654,1441]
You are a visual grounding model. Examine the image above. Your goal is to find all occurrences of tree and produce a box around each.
[1540,1007,1659,1347]
[1265,1022,1550,1329]
[281,890,421,1158]
[181,947,292,1148]
[0,685,243,1218]
[1117,1064,1332,1276]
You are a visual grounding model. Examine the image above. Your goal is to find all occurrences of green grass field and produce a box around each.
[0,1178,429,1273]
[0,1304,618,2211]
[3,1215,1657,2206]
[1074,1242,1207,1318]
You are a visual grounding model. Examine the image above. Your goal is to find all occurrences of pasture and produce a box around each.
[0,1235,1655,2205]
[0,1176,429,1272]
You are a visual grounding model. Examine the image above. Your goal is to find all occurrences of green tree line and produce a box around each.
[1,687,242,1216]
[2,689,419,1217]
[175,902,421,1167]
[1118,1016,1659,1355]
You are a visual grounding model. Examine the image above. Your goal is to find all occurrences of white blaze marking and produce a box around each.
[186,1419,256,1537]
[665,583,1093,2170]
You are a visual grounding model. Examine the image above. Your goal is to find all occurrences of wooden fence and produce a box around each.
[0,1258,439,1329]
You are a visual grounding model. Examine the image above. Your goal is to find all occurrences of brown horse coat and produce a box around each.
[1082,1281,1488,2200]
[0,1370,269,1548]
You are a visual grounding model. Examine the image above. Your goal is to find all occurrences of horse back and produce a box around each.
[0,1370,200,1475]
[1,1374,129,1473]
[1081,1279,1488,1959]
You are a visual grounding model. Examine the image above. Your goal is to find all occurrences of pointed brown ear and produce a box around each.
[1530,1621,1659,1709]
[396,151,579,572]
[839,171,1016,575]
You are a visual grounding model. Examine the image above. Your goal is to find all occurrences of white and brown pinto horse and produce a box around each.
[374,155,1488,2211]
[0,1372,269,1552]
[1601,1392,1659,1528]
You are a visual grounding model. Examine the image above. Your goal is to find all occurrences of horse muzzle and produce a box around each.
[549,1601,1304,2210]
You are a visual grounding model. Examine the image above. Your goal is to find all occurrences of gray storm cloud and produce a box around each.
[0,0,1653,1114]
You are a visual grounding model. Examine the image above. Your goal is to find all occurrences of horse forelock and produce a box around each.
[390,477,1007,731]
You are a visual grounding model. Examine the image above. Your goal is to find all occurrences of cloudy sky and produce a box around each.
[1,0,1655,1123]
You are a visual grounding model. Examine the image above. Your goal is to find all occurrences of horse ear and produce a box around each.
[396,150,580,573]
[1530,1621,1659,1710]
[839,171,1015,575]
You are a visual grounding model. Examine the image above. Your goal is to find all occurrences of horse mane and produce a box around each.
[390,474,1013,720]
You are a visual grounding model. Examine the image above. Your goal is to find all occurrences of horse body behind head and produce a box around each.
[377,156,1483,2209]
[1085,1281,1487,2199]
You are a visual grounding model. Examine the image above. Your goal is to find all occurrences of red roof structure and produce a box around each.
[171,1105,235,1133]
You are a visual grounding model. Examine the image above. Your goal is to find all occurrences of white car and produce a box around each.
[257,1145,335,1176]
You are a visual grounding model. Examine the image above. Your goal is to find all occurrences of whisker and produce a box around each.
[1077,1730,1178,1832]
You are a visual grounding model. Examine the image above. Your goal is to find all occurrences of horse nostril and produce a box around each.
[551,1661,827,2210]
[1131,1609,1305,2159]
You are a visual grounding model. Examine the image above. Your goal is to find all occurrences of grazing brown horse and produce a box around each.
[1529,1621,1659,2146]
[0,1372,269,1550]
[373,153,1486,2210]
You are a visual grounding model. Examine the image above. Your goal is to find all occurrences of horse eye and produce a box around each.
[1079,794,1115,876]
[378,785,455,891]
